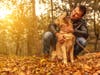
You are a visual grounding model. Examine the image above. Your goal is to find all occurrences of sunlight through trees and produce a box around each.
[0,0,99,56]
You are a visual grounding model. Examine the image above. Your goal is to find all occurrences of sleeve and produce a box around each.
[74,21,88,38]
[48,23,59,34]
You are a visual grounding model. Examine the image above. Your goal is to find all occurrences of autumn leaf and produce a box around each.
[0,52,100,75]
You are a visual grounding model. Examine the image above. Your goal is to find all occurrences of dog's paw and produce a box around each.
[71,60,74,63]
[62,60,68,64]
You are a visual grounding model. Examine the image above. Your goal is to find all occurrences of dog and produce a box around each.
[51,17,75,64]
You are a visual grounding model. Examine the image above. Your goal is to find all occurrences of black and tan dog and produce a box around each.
[51,17,75,64]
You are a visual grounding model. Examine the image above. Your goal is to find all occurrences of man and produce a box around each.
[42,5,88,57]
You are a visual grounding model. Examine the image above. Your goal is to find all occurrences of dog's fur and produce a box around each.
[51,17,75,64]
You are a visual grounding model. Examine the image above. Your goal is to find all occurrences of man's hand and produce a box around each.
[56,32,65,44]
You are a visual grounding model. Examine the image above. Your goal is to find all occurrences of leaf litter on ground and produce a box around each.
[0,52,100,75]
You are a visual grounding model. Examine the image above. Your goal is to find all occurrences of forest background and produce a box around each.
[0,0,99,56]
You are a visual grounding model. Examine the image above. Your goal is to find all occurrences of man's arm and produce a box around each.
[48,23,59,34]
[74,21,88,38]
[48,23,65,43]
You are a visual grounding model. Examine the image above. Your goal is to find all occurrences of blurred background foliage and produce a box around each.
[0,0,99,56]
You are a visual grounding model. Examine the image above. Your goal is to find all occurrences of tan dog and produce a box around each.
[51,17,75,64]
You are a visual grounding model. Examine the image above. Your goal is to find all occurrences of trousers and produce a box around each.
[42,31,87,56]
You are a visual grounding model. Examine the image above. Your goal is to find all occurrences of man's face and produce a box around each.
[70,7,83,20]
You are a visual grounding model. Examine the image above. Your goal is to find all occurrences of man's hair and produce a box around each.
[78,5,86,17]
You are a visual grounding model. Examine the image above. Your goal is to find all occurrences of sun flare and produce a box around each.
[0,7,12,19]
[35,0,48,16]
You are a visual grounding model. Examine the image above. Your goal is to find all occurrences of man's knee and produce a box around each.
[77,37,87,47]
[74,37,87,56]
[43,31,54,40]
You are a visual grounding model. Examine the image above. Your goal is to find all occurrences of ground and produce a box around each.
[0,52,100,75]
